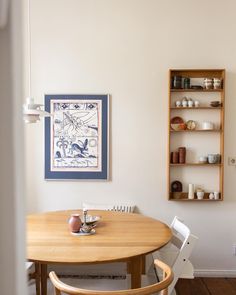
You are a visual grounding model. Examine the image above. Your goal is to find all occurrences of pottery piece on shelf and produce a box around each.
[209,193,215,200]
[186,120,196,130]
[171,180,182,192]
[188,184,195,199]
[199,156,208,164]
[201,121,214,130]
[196,191,204,199]
[208,154,218,164]
[194,100,200,107]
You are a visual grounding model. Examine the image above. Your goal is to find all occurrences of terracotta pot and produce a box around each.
[68,214,82,233]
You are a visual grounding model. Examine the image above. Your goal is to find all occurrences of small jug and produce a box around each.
[68,214,82,233]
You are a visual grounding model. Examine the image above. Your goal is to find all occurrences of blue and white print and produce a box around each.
[51,100,101,171]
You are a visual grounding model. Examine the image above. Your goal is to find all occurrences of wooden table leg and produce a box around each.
[35,262,41,295]
[129,256,142,289]
[141,255,146,275]
[40,264,47,295]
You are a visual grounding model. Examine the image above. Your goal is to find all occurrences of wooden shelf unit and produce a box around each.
[168,69,225,202]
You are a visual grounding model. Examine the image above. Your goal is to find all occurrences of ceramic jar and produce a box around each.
[204,78,213,89]
[172,76,182,89]
[196,190,204,200]
[213,78,221,89]
[188,184,195,199]
[175,100,181,107]
[188,100,194,107]
[202,121,214,130]
[214,191,220,200]
[183,77,190,89]
[199,156,208,163]
[208,154,218,164]
[172,151,179,164]
[68,214,82,233]
[194,100,200,107]
[182,100,188,107]
[209,193,215,200]
[178,147,186,164]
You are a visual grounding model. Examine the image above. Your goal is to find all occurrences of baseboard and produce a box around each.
[194,269,236,277]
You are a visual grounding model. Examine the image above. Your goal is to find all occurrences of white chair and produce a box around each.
[152,216,198,295]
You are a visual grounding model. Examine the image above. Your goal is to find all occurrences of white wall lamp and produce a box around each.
[23,0,51,123]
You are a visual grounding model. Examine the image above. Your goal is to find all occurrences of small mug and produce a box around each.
[197,191,204,199]
[208,154,218,164]
[188,100,194,107]
[209,193,215,200]
[199,156,208,163]
[182,101,188,107]
[194,100,200,107]
[175,100,181,107]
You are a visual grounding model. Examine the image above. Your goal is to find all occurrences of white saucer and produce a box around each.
[71,229,96,236]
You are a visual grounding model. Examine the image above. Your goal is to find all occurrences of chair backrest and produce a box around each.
[170,216,191,250]
[49,259,173,295]
[168,216,198,292]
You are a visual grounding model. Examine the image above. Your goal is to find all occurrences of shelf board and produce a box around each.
[170,89,223,92]
[170,107,222,110]
[169,192,222,201]
[170,129,221,132]
[170,163,222,167]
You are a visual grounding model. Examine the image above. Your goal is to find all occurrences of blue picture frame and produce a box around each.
[45,94,109,180]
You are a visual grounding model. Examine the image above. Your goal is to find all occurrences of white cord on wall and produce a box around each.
[0,0,9,29]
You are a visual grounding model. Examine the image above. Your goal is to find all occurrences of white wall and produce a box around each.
[0,0,26,294]
[25,0,236,274]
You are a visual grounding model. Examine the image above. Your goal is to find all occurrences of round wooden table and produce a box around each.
[27,210,172,295]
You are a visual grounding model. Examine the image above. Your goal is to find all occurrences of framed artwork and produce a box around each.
[45,94,109,180]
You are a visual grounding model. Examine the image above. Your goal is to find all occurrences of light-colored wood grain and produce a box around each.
[49,259,173,295]
[27,210,172,264]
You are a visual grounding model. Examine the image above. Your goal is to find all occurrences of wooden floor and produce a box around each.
[176,278,236,295]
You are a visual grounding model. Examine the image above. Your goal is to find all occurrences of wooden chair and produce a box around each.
[26,261,41,295]
[152,216,198,295]
[49,259,173,295]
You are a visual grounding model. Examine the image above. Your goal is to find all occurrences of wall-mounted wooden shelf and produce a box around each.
[170,129,221,133]
[170,163,222,167]
[170,89,223,92]
[169,192,222,201]
[168,69,225,202]
[170,107,222,110]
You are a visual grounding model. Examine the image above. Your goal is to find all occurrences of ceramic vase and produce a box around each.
[68,214,82,233]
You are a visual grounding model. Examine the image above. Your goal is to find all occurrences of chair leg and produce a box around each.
[35,262,41,295]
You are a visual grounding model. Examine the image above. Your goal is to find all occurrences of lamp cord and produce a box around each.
[27,0,32,98]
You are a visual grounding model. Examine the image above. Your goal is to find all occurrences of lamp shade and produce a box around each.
[23,97,51,123]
